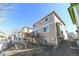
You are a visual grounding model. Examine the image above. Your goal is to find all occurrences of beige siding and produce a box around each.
[33,13,57,46]
[33,11,68,47]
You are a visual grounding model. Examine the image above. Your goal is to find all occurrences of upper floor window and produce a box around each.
[33,25,35,27]
[44,26,49,32]
[45,18,48,22]
[36,30,38,33]
[33,31,35,35]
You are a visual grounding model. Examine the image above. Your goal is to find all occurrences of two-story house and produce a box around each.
[33,11,68,47]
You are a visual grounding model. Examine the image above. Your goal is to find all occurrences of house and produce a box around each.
[18,27,33,39]
[7,27,33,49]
[17,27,33,43]
[0,31,8,41]
[33,11,68,47]
[68,3,79,37]
[8,27,33,43]
[68,3,79,47]
[0,31,8,51]
[17,27,33,48]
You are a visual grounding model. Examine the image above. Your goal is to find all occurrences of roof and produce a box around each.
[33,11,65,26]
[53,11,65,25]
[18,26,33,33]
[22,26,33,30]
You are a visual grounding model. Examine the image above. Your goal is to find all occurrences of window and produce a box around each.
[45,18,48,22]
[36,30,38,33]
[45,40,47,44]
[44,38,48,45]
[44,26,49,32]
[33,25,35,27]
[33,31,35,35]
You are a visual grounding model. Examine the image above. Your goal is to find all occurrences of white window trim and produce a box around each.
[44,26,49,32]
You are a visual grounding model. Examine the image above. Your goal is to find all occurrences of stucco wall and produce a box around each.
[53,13,68,40]
[33,11,68,47]
[33,13,57,46]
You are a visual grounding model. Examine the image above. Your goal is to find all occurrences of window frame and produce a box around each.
[45,18,48,22]
[44,26,49,32]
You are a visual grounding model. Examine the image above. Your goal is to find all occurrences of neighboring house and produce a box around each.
[17,27,33,42]
[8,35,16,40]
[0,31,8,41]
[18,27,33,39]
[33,11,68,47]
[8,27,33,43]
[68,3,79,37]
[7,27,33,49]
[17,27,33,48]
[67,32,77,40]
[10,27,33,40]
[0,31,8,52]
[68,3,79,47]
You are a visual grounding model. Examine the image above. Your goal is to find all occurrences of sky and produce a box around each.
[0,3,77,35]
